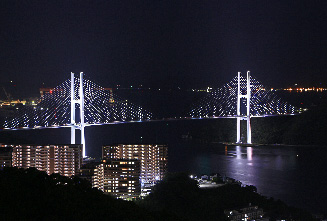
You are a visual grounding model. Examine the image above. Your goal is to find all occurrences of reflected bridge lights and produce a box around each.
[247,147,253,161]
[233,145,253,161]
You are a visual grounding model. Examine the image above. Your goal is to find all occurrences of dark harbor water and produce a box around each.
[2,119,327,214]
[172,143,327,214]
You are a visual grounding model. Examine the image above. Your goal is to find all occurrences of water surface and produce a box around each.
[3,120,326,214]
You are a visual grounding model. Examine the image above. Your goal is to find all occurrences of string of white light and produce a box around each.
[2,75,152,129]
[188,76,298,118]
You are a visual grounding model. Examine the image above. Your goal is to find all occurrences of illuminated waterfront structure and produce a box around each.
[224,204,265,220]
[92,158,141,200]
[0,144,82,176]
[102,144,168,195]
[3,73,299,155]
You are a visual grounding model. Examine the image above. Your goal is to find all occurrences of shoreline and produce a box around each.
[220,142,327,148]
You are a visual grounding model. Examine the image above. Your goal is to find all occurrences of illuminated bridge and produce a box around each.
[0,72,299,156]
[188,71,299,143]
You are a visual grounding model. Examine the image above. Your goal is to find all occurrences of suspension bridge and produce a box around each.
[0,72,299,157]
[188,71,298,143]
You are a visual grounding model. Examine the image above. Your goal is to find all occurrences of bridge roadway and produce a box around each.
[0,113,297,131]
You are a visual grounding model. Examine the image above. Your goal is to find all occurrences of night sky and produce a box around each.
[1,1,327,98]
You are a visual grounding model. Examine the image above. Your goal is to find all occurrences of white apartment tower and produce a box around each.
[0,144,82,177]
[102,144,168,196]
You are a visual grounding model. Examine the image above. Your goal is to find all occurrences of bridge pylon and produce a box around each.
[70,72,86,157]
[236,71,251,144]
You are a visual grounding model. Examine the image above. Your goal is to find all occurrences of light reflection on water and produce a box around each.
[247,147,252,161]
[182,143,326,214]
[3,122,327,214]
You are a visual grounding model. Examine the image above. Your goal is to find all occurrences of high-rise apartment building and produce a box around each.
[102,144,168,195]
[0,146,12,169]
[0,144,82,177]
[79,161,99,184]
[92,158,140,200]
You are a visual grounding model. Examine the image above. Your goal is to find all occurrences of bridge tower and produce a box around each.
[236,71,251,144]
[71,72,86,157]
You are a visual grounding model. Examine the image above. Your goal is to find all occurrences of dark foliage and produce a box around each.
[190,118,236,143]
[282,103,327,145]
[139,173,315,221]
[252,116,293,144]
[138,173,203,220]
[0,167,171,220]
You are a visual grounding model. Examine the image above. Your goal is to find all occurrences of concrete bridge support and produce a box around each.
[236,71,251,144]
[70,72,86,157]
